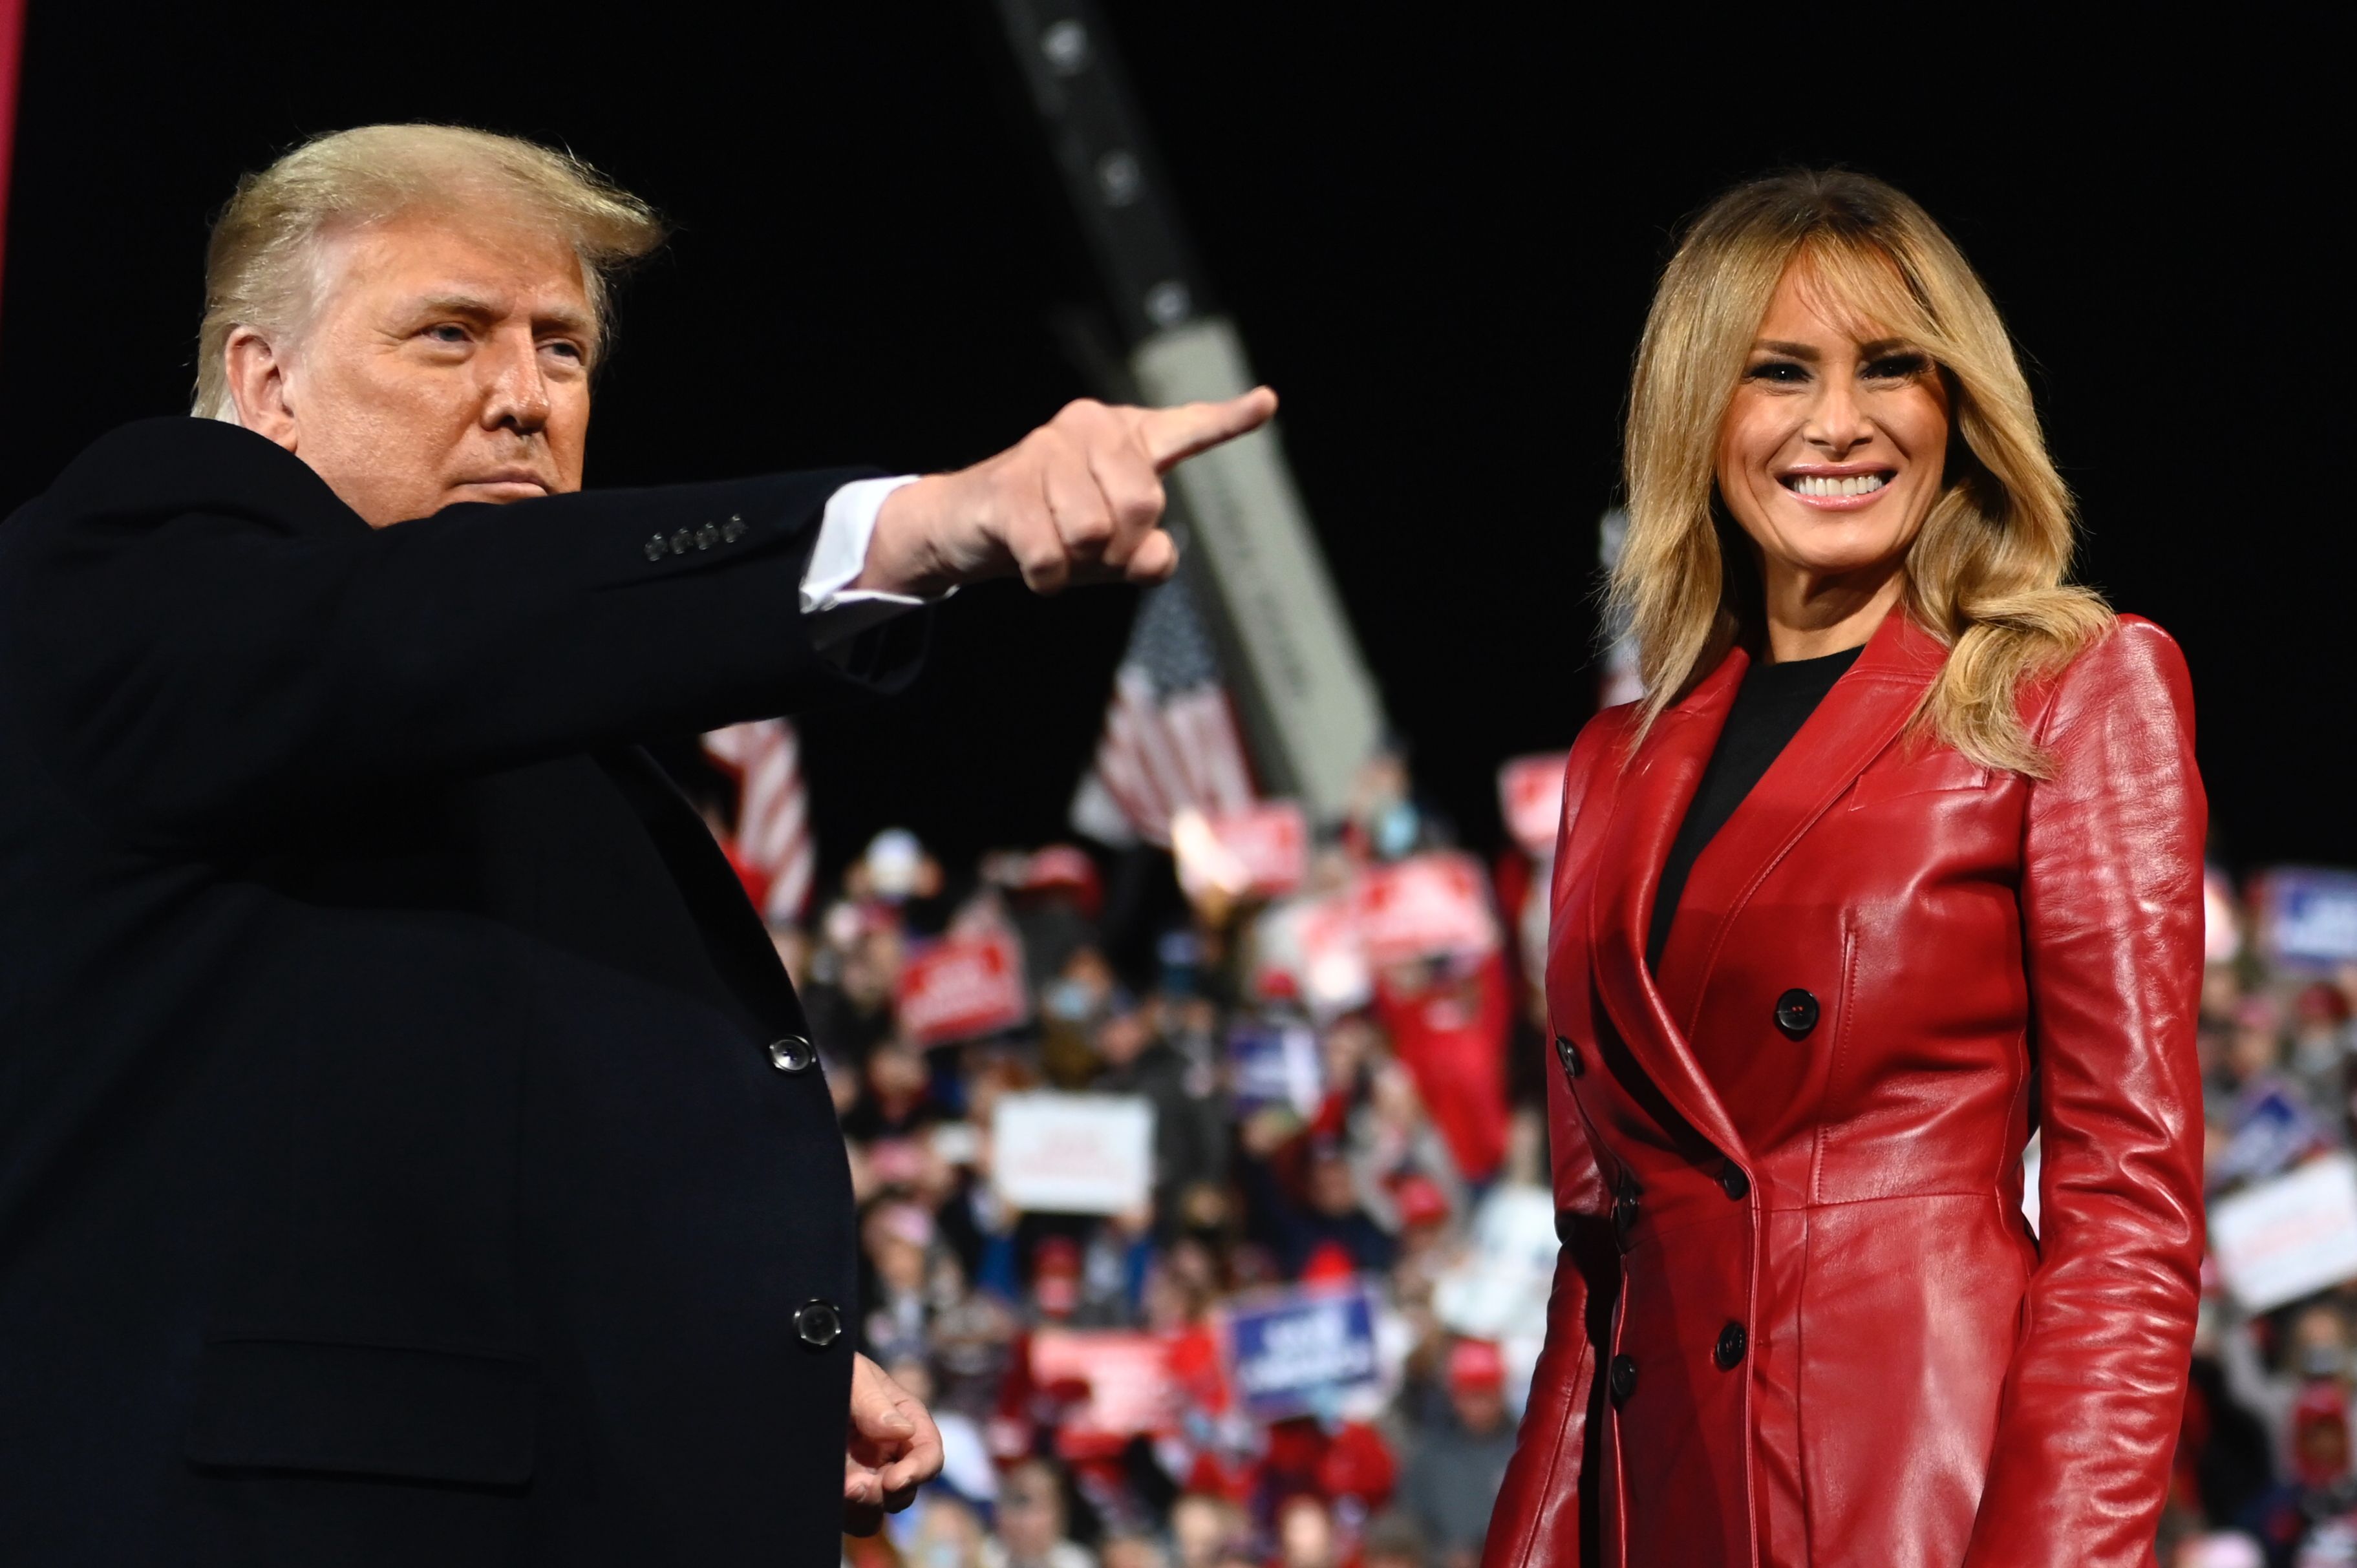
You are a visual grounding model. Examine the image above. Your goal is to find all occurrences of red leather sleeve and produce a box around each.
[1963,619,2206,1568]
[1484,729,1623,1568]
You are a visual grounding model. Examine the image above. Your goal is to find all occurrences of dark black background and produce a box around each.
[1,8,2342,874]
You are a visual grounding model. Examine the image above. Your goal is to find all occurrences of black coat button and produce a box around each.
[1553,1034,1583,1077]
[1608,1353,1637,1405]
[767,1035,816,1072]
[1718,1162,1751,1201]
[1612,1192,1639,1251]
[1773,988,1820,1039]
[795,1298,842,1348]
[1714,1322,1747,1370]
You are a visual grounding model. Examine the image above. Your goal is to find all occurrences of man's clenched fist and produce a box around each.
[856,388,1277,597]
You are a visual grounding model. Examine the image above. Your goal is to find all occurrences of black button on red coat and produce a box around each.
[1714,1322,1747,1370]
[1608,1354,1637,1405]
[1773,988,1820,1039]
[1554,1034,1583,1077]
[1717,1162,1750,1201]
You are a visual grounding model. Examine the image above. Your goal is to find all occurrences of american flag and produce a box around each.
[1070,574,1257,847]
[702,718,815,924]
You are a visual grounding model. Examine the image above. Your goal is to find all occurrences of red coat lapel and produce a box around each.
[1585,646,1751,1163]
[1586,610,1950,1162]
[1652,611,1948,1032]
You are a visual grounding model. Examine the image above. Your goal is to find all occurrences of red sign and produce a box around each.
[896,927,1029,1044]
[1352,852,1502,967]
[1177,800,1310,902]
[1030,1329,1176,1454]
[1498,752,1571,860]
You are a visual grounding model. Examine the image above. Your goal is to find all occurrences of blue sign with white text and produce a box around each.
[1225,1283,1380,1421]
[2263,867,2357,969]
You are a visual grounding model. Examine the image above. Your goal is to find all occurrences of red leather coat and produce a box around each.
[1484,611,2205,1568]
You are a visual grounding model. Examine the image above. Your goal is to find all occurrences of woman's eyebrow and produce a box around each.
[1751,339,1820,360]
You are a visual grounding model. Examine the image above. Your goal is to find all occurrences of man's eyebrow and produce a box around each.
[409,293,597,339]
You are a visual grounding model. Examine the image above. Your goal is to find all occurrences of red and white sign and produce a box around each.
[1175,800,1309,902]
[992,1092,1156,1214]
[1497,752,1571,860]
[2210,1152,2357,1313]
[1352,852,1502,967]
[897,927,1029,1044]
[1030,1329,1175,1450]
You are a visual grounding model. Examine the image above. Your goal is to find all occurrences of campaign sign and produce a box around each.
[1227,1018,1323,1117]
[1174,801,1310,903]
[897,927,1029,1044]
[1223,1282,1380,1421]
[2210,1152,2357,1314]
[991,1092,1155,1215]
[2259,866,2357,970]
[1497,752,1571,860]
[1352,852,1502,967]
[1029,1328,1175,1449]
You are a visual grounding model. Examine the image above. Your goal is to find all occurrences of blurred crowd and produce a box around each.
[2167,895,2357,1568]
[705,753,1553,1568]
[705,742,2357,1568]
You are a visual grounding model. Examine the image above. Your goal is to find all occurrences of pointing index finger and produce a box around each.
[1138,387,1278,472]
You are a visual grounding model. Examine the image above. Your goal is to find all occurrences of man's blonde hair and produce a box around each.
[193,124,667,422]
[1610,167,2111,776]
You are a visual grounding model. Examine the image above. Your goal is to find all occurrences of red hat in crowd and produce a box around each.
[2292,1379,2351,1487]
[1447,1337,1507,1395]
[1019,845,1102,916]
[1392,1172,1450,1229]
[1032,1234,1082,1317]
[1299,1241,1357,1287]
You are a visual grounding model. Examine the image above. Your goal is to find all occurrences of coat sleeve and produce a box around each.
[1484,724,1624,1568]
[0,420,924,845]
[1963,617,2206,1567]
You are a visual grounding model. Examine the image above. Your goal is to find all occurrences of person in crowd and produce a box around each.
[986,1459,1096,1568]
[0,122,1275,1566]
[1402,1339,1519,1568]
[1489,168,2206,1567]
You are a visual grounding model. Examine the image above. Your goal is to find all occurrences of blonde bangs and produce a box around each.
[1610,169,2110,776]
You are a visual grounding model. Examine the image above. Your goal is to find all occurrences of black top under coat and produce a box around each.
[1647,643,1865,971]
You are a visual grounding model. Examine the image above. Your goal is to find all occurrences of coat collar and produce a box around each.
[1585,607,1948,1163]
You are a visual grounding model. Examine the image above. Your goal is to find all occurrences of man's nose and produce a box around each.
[480,334,552,434]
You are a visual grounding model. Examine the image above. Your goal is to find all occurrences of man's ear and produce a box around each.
[223,326,299,450]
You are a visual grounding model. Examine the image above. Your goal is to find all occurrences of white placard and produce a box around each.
[2210,1152,2357,1313]
[990,1092,1155,1216]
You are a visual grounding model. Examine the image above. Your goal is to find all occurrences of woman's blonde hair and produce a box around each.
[193,124,667,422]
[1610,167,2110,775]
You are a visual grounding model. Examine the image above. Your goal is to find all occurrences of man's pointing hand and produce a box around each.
[855,388,1277,597]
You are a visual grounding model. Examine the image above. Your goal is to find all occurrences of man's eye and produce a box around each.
[424,324,470,344]
[543,341,585,363]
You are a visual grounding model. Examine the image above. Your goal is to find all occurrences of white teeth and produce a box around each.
[1788,473,1889,498]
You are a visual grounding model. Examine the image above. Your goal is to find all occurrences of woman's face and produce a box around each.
[1714,262,1952,589]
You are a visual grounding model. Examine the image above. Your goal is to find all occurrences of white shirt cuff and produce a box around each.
[800,474,943,648]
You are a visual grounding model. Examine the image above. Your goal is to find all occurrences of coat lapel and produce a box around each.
[1586,646,1752,1163]
[1650,611,1948,1033]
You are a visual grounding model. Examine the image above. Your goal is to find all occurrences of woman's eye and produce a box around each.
[1866,352,1930,380]
[1745,361,1808,385]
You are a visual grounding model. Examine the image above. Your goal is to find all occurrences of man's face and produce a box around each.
[242,206,595,527]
